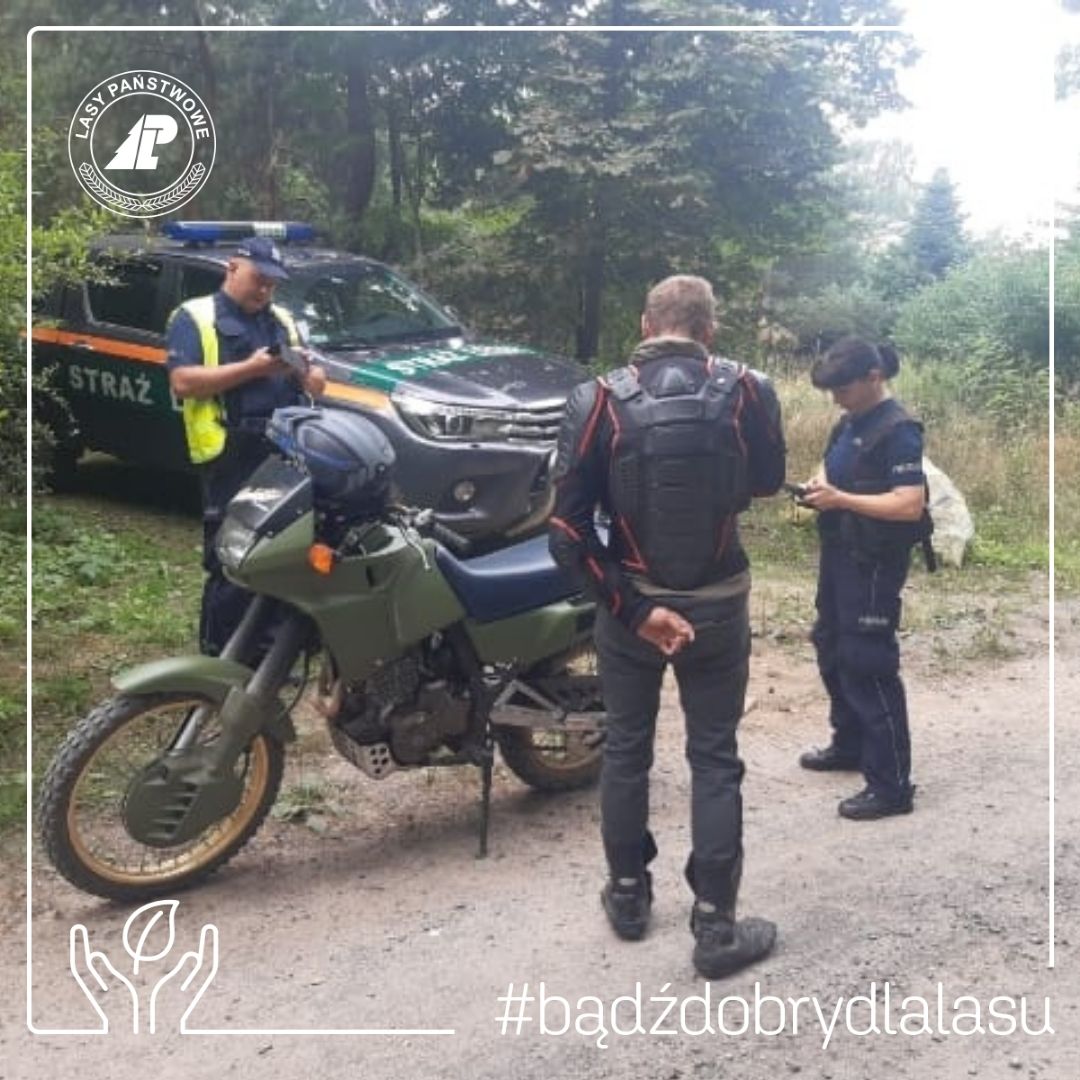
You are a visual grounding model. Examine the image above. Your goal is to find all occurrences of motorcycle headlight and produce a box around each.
[392,392,509,442]
[216,518,259,572]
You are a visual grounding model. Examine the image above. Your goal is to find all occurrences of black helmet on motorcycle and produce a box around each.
[267,406,395,515]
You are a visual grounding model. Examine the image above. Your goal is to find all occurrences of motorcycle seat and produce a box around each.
[434,532,580,623]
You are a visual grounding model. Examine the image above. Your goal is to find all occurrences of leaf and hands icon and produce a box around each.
[68,900,219,1034]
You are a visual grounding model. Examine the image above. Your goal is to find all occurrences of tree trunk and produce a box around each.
[387,100,403,211]
[346,42,377,219]
[183,1,215,218]
[404,136,426,262]
[265,60,279,218]
[575,193,606,362]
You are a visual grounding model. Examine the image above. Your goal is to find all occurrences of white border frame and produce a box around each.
[24,19,1055,1041]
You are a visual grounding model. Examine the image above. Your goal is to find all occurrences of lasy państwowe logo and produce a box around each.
[68,69,216,218]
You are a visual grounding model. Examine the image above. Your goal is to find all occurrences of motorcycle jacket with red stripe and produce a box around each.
[549,337,785,631]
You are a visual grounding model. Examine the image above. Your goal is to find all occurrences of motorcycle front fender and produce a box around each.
[111,655,296,745]
[112,656,254,704]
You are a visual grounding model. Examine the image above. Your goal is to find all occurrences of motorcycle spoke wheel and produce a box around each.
[494,645,604,792]
[39,693,283,901]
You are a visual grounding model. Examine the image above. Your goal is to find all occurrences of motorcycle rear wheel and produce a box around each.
[494,644,604,792]
[38,692,284,902]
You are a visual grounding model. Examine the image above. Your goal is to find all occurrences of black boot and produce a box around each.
[838,785,914,820]
[600,871,653,941]
[601,831,658,940]
[690,905,777,979]
[686,851,776,979]
[798,744,860,772]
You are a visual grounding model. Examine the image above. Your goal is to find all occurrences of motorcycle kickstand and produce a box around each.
[476,739,495,860]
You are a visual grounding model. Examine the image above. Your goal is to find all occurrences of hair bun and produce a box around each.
[876,343,900,378]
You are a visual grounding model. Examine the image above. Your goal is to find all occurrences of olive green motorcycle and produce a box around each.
[39,408,605,901]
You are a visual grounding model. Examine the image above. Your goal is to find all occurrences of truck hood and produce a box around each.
[317,338,583,408]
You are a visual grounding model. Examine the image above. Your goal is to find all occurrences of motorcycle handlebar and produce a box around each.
[430,520,473,557]
[392,506,473,557]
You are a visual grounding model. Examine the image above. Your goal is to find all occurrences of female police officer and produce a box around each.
[797,337,931,821]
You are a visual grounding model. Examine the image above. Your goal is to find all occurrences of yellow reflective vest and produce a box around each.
[170,295,300,464]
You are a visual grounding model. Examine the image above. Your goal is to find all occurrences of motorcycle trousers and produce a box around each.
[594,590,750,908]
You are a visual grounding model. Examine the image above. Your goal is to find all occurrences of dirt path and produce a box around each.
[2,589,1075,1079]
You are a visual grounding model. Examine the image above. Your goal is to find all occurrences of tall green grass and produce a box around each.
[1054,399,1080,591]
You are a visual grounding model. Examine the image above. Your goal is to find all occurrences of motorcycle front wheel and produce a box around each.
[38,692,284,902]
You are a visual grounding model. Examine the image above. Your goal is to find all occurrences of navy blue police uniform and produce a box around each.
[811,398,926,806]
[166,269,304,654]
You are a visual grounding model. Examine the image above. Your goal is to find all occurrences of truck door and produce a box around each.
[50,257,188,470]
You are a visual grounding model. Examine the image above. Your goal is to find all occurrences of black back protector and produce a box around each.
[605,359,750,591]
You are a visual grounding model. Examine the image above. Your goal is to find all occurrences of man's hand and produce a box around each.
[636,606,695,656]
[247,346,290,378]
[300,361,328,397]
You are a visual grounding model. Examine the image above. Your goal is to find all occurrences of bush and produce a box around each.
[0,148,113,494]
[769,282,897,356]
[893,246,1050,426]
[894,248,1049,369]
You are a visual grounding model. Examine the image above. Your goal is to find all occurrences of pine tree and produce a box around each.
[874,168,969,302]
[904,168,969,280]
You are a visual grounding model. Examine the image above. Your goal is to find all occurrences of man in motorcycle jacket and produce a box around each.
[167,237,327,655]
[549,274,785,980]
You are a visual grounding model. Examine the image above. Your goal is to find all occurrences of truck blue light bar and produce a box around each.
[161,221,316,244]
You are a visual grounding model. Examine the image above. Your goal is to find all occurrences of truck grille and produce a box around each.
[498,404,565,446]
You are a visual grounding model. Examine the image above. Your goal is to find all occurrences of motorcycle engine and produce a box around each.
[323,640,471,778]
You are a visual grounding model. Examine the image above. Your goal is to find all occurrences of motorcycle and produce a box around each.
[39,407,605,902]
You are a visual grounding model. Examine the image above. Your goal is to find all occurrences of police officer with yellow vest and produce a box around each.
[166,236,327,654]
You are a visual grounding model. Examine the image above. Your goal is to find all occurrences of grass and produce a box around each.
[1054,399,1080,591]
[3,472,204,836]
[0,499,26,837]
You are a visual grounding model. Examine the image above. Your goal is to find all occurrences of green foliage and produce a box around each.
[770,282,896,356]
[505,22,909,359]
[874,169,970,303]
[0,135,113,495]
[893,245,1050,426]
[8,4,914,369]
[26,497,203,820]
[0,150,26,496]
[0,500,24,832]
[32,504,202,644]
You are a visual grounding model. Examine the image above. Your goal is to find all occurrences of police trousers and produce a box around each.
[811,541,913,801]
[595,591,750,909]
[198,432,269,656]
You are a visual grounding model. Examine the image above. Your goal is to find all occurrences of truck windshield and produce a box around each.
[281,265,461,350]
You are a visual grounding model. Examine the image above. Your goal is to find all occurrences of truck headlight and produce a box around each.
[392,392,509,442]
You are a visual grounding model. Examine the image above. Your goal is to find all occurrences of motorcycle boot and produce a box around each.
[601,871,653,941]
[601,829,658,940]
[686,852,776,980]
